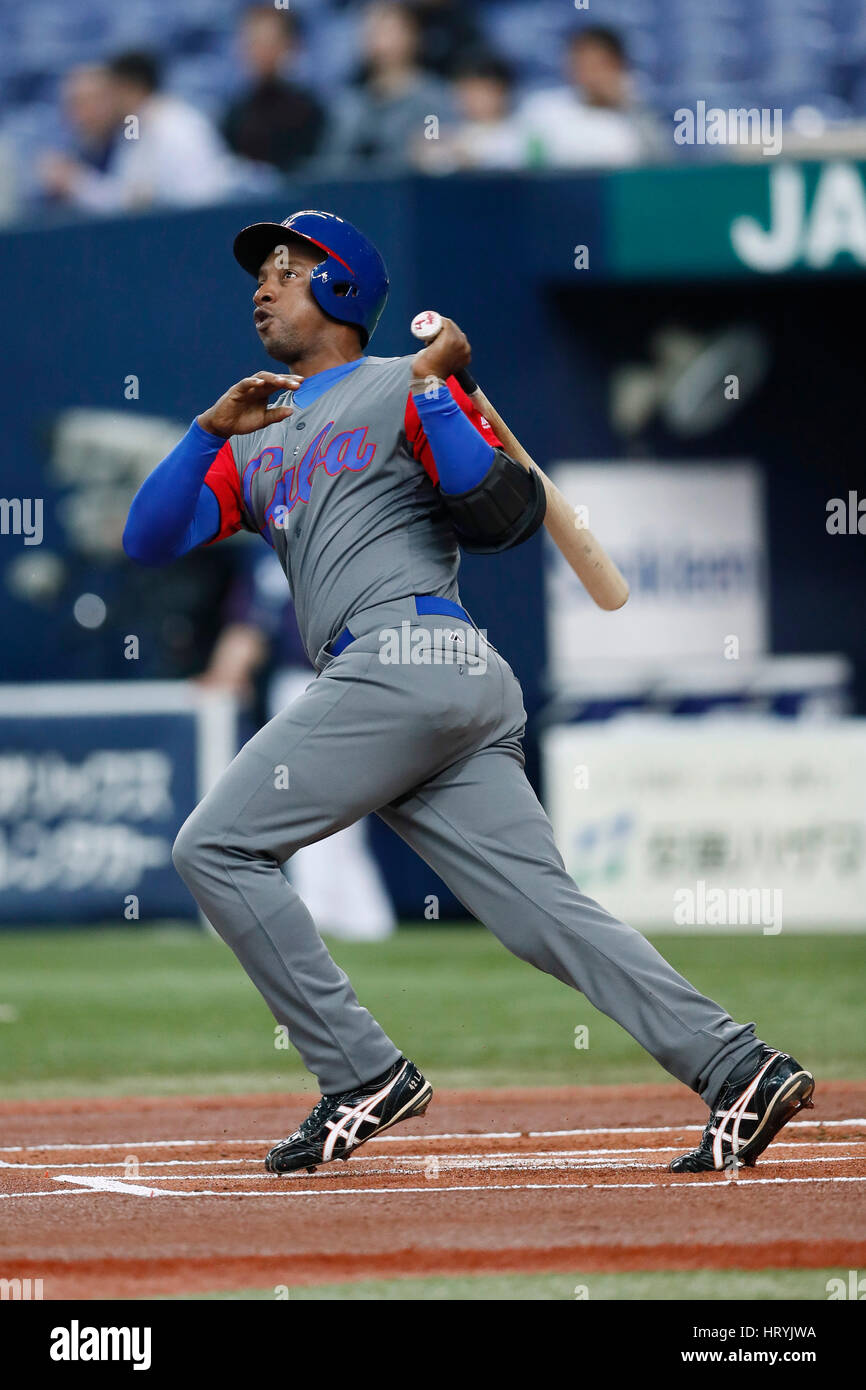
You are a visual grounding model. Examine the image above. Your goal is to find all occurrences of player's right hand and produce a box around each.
[196,371,302,438]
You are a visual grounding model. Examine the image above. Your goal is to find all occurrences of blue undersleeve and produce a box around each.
[123,420,224,565]
[413,386,495,494]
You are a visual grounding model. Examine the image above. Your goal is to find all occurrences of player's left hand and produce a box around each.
[411,316,471,385]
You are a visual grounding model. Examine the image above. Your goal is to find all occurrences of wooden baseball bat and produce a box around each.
[410,312,629,612]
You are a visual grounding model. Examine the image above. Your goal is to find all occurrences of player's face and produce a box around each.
[252,244,328,365]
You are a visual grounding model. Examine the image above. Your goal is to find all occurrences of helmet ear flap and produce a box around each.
[309,263,367,339]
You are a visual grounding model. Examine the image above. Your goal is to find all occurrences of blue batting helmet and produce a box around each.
[233,210,389,347]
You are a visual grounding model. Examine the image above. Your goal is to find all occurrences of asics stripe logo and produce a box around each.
[711,1050,780,1168]
[321,1064,408,1161]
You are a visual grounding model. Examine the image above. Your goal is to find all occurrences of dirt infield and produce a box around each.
[1,1081,865,1299]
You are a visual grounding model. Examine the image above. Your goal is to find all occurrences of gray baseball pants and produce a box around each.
[173,597,760,1106]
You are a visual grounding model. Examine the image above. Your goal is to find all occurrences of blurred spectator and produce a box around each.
[325,1,453,172]
[222,7,325,173]
[61,65,119,172]
[417,53,524,172]
[198,546,396,942]
[39,65,120,206]
[409,0,482,78]
[41,51,236,212]
[517,26,665,168]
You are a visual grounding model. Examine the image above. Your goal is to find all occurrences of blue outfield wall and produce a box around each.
[1,170,865,920]
[0,166,861,700]
[1,169,864,697]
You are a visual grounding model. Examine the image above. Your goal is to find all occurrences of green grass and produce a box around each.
[0,926,863,1098]
[162,1268,852,1301]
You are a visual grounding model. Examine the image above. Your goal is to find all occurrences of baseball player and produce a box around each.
[124,210,814,1176]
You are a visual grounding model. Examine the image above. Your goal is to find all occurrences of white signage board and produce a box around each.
[542,719,866,930]
[545,462,767,684]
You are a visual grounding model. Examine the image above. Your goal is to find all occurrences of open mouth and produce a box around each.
[254,310,272,331]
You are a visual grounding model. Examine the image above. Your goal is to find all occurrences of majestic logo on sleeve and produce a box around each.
[242,423,377,537]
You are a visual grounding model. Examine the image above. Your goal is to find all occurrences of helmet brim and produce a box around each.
[233,222,326,278]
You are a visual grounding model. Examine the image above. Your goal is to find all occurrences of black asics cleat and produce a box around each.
[264,1057,432,1175]
[669,1048,815,1174]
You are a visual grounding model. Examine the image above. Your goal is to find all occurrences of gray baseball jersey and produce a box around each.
[203,354,499,664]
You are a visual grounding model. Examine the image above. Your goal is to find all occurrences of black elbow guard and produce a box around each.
[440,449,547,554]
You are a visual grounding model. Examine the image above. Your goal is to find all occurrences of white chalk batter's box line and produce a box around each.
[0,1117,864,1199]
[1,1173,860,1200]
[2,1138,864,1172]
[23,1155,866,1182]
[1,1116,862,1156]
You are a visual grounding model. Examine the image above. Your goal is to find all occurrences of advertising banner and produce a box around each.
[0,684,236,924]
[546,462,767,685]
[542,719,866,930]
